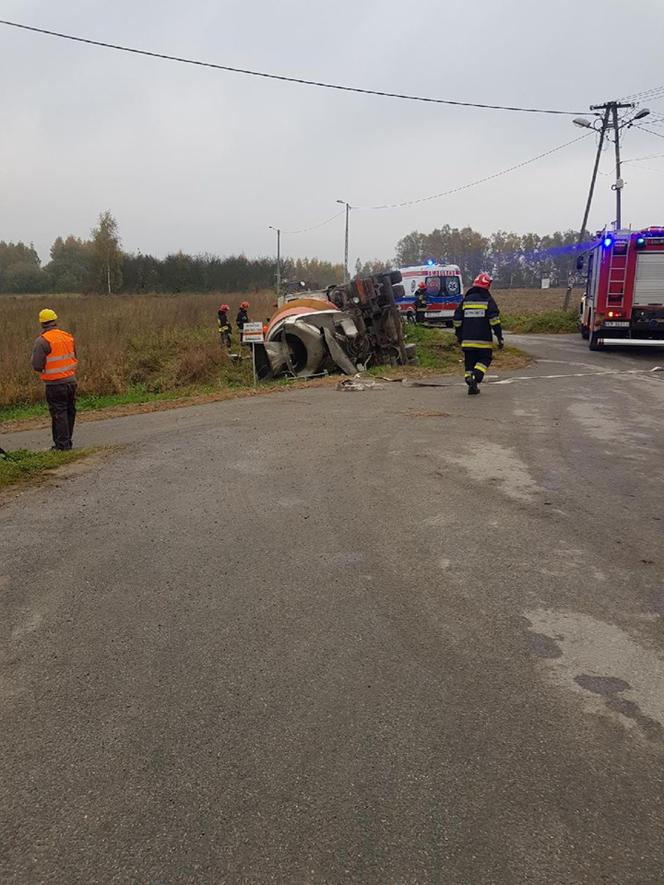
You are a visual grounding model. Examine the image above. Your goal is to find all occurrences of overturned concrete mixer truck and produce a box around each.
[253,271,417,380]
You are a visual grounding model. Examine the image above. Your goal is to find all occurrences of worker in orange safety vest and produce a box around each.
[31,309,78,450]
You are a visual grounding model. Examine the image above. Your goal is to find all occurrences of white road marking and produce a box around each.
[492,368,661,385]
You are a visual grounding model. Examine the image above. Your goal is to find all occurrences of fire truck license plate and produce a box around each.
[605,321,629,327]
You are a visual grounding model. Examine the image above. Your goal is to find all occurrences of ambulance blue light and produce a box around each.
[426,259,435,266]
[603,237,613,248]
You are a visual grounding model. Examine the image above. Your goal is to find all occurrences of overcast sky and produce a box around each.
[2,0,664,268]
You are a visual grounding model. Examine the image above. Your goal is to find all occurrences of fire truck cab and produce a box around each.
[579,227,664,350]
[397,263,463,326]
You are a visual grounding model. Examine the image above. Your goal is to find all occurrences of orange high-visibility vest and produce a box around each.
[40,329,78,382]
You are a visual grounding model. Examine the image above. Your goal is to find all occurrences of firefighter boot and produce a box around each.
[467,376,480,395]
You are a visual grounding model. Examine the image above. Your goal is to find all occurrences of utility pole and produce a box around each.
[336,200,351,283]
[611,103,623,229]
[587,101,636,230]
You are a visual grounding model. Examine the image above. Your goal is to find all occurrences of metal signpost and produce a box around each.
[241,322,265,386]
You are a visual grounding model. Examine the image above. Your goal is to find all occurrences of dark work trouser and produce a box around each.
[45,382,77,449]
[463,348,492,384]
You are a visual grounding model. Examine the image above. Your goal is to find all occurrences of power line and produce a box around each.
[0,19,586,116]
[628,164,664,176]
[620,85,664,102]
[636,125,664,140]
[282,210,345,236]
[623,152,664,164]
[356,133,592,211]
[285,131,593,232]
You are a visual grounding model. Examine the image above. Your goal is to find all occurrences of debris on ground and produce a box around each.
[337,375,385,392]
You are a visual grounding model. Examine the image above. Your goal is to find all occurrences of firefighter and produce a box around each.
[453,273,503,395]
[414,281,427,324]
[236,301,250,331]
[31,308,78,449]
[217,303,232,350]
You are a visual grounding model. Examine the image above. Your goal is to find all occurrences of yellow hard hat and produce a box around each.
[38,309,58,324]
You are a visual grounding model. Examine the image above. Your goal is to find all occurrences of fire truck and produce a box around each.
[396,263,463,326]
[579,227,664,350]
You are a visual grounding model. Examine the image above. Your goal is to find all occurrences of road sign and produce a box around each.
[241,322,265,344]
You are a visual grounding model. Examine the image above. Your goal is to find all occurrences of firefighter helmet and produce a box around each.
[473,273,493,289]
[220,304,230,311]
[240,301,250,309]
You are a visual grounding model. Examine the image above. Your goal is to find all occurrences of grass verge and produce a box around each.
[0,448,94,491]
[387,325,531,375]
[501,310,578,334]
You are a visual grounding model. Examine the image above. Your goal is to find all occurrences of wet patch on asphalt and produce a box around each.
[525,609,664,745]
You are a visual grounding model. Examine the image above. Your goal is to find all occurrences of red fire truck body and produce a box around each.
[580,227,664,350]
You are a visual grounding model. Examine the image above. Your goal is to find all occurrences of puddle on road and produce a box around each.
[525,608,664,744]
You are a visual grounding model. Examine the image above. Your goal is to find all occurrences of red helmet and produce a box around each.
[473,273,493,289]
[219,304,230,311]
[418,281,427,289]
[240,301,250,309]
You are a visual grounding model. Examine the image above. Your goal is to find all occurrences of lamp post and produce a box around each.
[268,226,281,300]
[336,200,351,283]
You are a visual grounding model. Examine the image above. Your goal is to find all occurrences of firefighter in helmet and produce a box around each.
[453,273,503,395]
[414,281,427,324]
[236,301,250,331]
[217,303,232,350]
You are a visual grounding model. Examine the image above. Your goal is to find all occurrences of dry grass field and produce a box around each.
[493,287,573,313]
[1,290,276,408]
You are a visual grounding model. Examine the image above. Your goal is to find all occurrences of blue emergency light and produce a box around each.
[426,259,435,266]
[636,234,647,248]
[603,236,613,249]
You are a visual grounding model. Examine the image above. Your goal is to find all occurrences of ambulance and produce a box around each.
[397,262,463,325]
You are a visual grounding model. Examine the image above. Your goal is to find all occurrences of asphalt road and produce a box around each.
[2,335,664,884]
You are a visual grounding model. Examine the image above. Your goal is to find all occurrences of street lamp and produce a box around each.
[632,108,651,123]
[573,116,597,129]
[336,200,351,283]
[268,225,281,300]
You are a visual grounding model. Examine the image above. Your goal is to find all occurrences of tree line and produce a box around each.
[0,212,346,295]
[359,225,586,289]
[1,211,584,295]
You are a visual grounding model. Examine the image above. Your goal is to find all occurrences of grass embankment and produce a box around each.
[0,448,93,490]
[382,324,530,376]
[501,309,579,334]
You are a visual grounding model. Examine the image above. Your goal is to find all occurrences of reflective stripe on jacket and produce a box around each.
[40,329,78,382]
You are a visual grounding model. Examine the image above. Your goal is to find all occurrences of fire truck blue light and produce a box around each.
[604,237,613,248]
